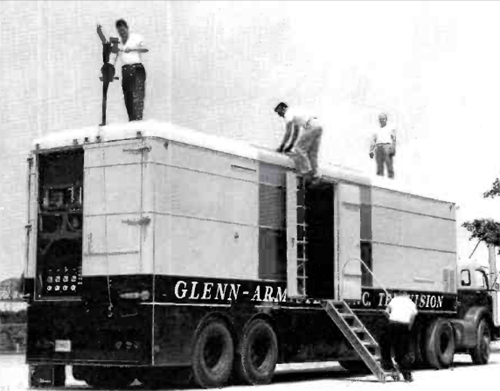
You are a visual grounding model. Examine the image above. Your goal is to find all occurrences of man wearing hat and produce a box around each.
[274,102,323,184]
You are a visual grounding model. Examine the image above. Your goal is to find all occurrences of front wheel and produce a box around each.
[471,319,491,365]
[234,319,279,385]
[191,320,234,388]
[425,319,456,369]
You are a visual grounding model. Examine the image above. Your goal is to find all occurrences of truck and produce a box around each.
[23,120,500,388]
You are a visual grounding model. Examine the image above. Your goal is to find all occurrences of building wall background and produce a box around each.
[1,1,499,280]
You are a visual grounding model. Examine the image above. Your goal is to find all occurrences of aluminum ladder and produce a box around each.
[322,300,399,383]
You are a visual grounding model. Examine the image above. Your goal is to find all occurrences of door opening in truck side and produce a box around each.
[36,149,84,300]
[305,181,335,299]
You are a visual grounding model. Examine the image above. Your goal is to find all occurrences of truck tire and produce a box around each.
[425,319,455,369]
[338,360,371,374]
[234,319,278,385]
[470,319,491,365]
[192,319,234,388]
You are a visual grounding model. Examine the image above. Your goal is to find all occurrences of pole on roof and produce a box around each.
[97,24,119,126]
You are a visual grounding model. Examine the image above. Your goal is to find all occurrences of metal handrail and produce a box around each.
[341,257,390,298]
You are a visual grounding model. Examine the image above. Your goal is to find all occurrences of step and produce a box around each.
[322,299,388,383]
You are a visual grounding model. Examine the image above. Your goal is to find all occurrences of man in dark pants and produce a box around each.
[369,113,396,178]
[384,292,418,382]
[110,19,149,121]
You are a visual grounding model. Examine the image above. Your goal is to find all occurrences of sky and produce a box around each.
[271,1,500,266]
[1,1,500,280]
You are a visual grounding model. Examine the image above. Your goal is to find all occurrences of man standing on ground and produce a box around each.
[384,291,418,382]
[274,102,323,185]
[108,19,149,121]
[369,113,396,178]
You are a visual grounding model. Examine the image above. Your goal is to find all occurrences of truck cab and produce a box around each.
[459,265,490,291]
[458,248,500,337]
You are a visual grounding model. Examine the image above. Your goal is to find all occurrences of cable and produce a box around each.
[101,149,113,317]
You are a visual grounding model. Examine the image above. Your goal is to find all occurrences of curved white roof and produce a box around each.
[33,120,453,204]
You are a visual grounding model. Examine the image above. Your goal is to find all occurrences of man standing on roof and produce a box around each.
[108,19,149,121]
[274,102,323,184]
[369,113,396,179]
[384,291,418,382]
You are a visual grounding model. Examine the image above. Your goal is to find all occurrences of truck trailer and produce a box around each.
[23,120,500,388]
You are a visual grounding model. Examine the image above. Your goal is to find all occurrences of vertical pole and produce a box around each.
[36,0,46,139]
[488,245,497,285]
[101,82,109,126]
[489,245,498,327]
[100,41,112,127]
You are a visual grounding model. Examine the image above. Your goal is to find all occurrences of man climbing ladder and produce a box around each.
[274,102,324,185]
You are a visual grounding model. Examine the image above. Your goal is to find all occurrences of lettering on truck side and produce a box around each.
[170,279,448,310]
[174,281,290,304]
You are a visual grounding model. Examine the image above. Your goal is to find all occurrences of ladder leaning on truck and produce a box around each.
[23,120,500,389]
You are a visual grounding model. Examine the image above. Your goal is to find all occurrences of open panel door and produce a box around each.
[286,172,307,299]
[338,183,362,301]
[83,140,148,278]
[24,155,38,285]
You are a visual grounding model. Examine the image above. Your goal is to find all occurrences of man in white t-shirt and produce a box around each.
[274,102,323,184]
[369,113,396,179]
[384,291,418,382]
[108,19,149,121]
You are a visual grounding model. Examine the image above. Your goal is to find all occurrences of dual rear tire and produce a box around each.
[234,319,279,385]
[191,318,278,388]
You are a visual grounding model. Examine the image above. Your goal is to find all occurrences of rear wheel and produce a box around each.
[425,319,455,369]
[471,319,491,365]
[234,319,278,385]
[192,320,234,388]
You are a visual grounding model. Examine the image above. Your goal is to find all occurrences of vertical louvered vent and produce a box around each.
[258,163,286,279]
